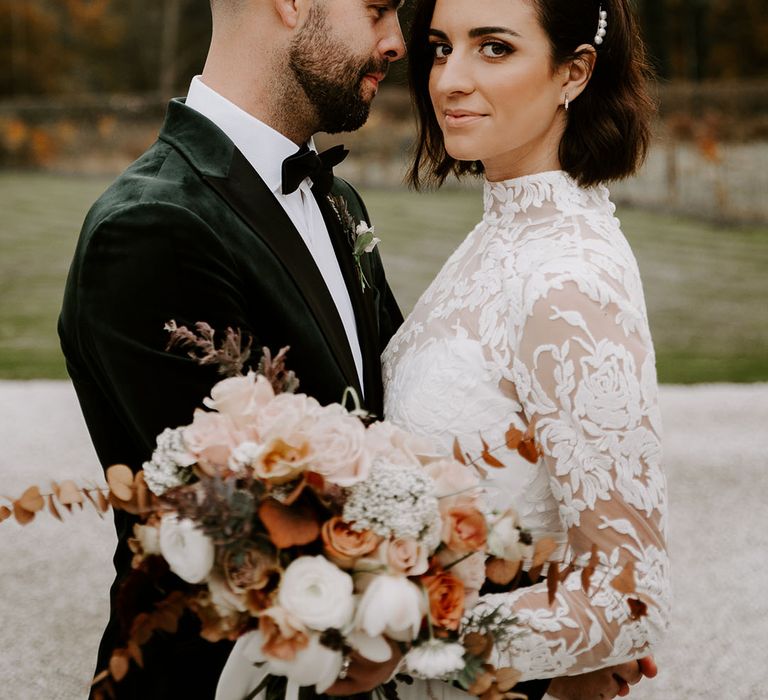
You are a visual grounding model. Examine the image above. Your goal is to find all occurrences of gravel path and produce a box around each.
[1,381,767,699]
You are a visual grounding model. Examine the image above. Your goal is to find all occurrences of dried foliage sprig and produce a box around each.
[165,320,252,378]
[0,466,157,527]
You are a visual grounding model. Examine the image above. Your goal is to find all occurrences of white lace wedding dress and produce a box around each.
[382,171,671,698]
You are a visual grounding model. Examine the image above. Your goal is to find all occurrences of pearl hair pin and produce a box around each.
[595,6,608,45]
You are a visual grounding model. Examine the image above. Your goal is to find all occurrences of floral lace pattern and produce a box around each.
[383,171,670,687]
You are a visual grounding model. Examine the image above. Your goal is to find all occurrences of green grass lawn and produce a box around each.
[1,172,766,382]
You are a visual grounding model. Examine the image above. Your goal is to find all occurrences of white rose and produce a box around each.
[238,628,343,693]
[133,523,161,555]
[404,640,466,679]
[159,514,215,584]
[487,511,533,562]
[278,556,354,631]
[355,574,426,642]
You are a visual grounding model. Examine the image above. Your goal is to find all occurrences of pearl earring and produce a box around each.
[595,5,608,45]
[564,94,570,111]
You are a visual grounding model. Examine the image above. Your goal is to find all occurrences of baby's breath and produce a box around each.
[342,460,440,546]
[142,427,196,495]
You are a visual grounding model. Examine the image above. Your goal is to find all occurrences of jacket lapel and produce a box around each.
[204,149,362,397]
[316,189,383,416]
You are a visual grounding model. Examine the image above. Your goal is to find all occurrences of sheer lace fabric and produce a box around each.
[382,171,670,690]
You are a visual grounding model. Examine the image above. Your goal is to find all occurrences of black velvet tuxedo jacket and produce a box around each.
[59,99,403,698]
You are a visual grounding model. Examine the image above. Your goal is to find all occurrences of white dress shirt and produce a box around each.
[185,76,364,391]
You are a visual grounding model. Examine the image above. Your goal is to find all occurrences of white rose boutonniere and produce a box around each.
[328,194,381,291]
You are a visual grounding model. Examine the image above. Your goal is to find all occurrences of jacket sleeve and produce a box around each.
[66,201,259,462]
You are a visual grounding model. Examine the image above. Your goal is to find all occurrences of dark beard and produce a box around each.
[288,6,388,134]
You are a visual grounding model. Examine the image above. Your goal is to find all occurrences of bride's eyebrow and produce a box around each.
[428,29,449,39]
[468,26,521,38]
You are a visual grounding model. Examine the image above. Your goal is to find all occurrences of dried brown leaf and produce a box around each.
[547,562,560,606]
[527,565,543,582]
[106,464,134,502]
[18,486,44,513]
[468,671,494,696]
[259,498,320,549]
[517,438,539,464]
[464,632,494,660]
[47,494,62,521]
[453,437,467,465]
[97,489,110,513]
[58,480,83,509]
[611,561,637,596]
[127,641,144,669]
[482,449,505,469]
[91,669,110,686]
[505,426,523,450]
[81,488,105,518]
[582,543,599,593]
[627,598,648,621]
[495,667,523,692]
[108,649,130,682]
[531,537,557,568]
[486,557,521,586]
[12,501,35,525]
[0,505,12,523]
[559,562,576,583]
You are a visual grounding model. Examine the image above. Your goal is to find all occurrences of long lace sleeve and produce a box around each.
[479,273,671,680]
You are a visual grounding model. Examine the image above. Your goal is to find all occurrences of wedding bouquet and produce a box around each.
[2,323,641,700]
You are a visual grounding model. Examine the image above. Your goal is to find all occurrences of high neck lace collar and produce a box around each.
[483,170,612,220]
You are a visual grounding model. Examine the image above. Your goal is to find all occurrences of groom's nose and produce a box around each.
[378,14,406,62]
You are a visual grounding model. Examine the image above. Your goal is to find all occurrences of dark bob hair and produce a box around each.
[407,0,656,189]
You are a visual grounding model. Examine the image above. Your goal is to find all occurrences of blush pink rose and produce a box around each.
[308,411,371,487]
[423,459,481,507]
[436,549,486,608]
[441,498,488,553]
[255,393,321,442]
[183,409,242,473]
[365,422,440,468]
[376,537,429,576]
[203,372,275,427]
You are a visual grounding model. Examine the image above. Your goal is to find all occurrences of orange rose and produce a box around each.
[423,571,465,631]
[321,516,381,569]
[442,499,487,553]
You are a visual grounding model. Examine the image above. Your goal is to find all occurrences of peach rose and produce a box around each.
[321,517,381,569]
[259,606,310,661]
[203,372,275,428]
[252,436,312,484]
[423,459,481,507]
[441,498,488,553]
[308,411,371,487]
[183,409,242,473]
[422,571,465,631]
[376,537,429,576]
[436,549,486,609]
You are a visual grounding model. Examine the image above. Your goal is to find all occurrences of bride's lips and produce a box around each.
[443,109,486,127]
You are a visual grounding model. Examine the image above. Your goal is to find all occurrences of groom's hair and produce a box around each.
[407,0,655,189]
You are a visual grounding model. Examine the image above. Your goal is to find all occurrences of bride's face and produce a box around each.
[427,0,569,181]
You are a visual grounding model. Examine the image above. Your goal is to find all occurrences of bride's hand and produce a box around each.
[323,640,403,696]
[547,655,657,700]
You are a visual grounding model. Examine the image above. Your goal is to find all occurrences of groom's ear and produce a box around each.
[274,0,311,29]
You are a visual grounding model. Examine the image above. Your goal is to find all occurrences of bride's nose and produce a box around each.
[430,52,475,97]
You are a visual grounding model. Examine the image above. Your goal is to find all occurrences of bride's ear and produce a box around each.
[560,44,597,104]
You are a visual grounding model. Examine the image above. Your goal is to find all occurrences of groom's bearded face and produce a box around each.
[288,5,389,134]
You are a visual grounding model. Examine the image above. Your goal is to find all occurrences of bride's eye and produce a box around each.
[430,42,452,60]
[480,41,512,58]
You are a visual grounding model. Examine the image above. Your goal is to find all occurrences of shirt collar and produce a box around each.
[185,75,315,194]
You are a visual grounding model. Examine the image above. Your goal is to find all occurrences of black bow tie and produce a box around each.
[281,144,349,197]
